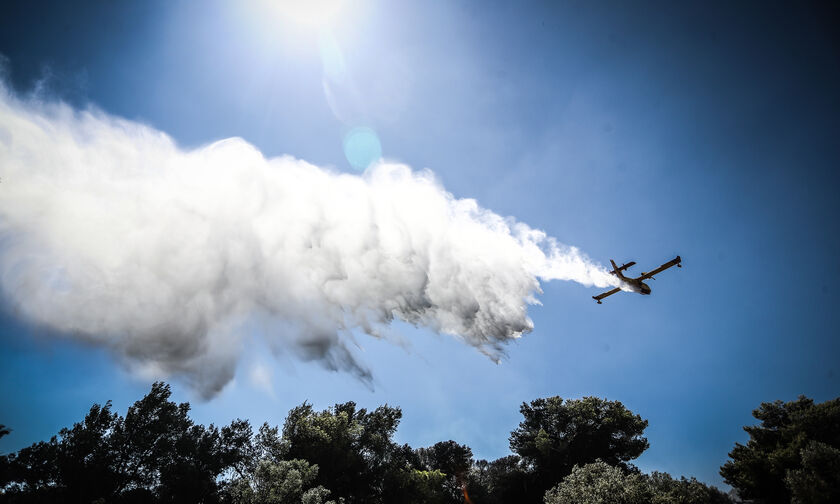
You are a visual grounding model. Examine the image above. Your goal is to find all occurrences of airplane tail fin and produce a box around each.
[609,259,636,277]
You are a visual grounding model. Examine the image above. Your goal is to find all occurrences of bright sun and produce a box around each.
[264,0,348,29]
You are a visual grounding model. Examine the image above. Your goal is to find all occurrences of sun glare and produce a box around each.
[265,0,347,29]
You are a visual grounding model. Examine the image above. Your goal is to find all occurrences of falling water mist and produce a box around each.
[0,85,617,397]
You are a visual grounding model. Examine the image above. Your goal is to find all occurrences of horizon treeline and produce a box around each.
[0,383,838,503]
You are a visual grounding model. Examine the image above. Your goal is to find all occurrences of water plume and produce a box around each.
[0,86,616,397]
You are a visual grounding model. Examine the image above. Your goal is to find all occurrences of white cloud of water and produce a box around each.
[0,86,617,397]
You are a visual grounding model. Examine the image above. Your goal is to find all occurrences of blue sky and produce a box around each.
[1,0,839,489]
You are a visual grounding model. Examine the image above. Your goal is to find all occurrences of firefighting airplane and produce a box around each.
[592,255,682,304]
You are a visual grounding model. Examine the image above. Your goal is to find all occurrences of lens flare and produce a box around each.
[343,126,382,170]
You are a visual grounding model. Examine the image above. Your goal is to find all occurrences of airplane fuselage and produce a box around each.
[614,273,651,295]
[594,256,680,304]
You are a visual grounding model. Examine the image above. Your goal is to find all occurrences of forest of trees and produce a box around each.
[0,383,837,503]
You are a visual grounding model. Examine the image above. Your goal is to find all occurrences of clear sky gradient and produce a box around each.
[1,0,839,489]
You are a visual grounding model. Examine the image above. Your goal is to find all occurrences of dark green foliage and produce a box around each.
[380,442,451,504]
[469,455,531,504]
[224,422,340,504]
[509,396,649,502]
[253,422,287,463]
[3,402,120,503]
[646,471,732,504]
[544,460,652,504]
[226,458,338,504]
[544,461,732,504]
[0,382,252,504]
[6,386,833,504]
[720,395,840,504]
[417,440,473,480]
[784,440,840,504]
[416,440,474,503]
[280,401,414,503]
[382,468,448,504]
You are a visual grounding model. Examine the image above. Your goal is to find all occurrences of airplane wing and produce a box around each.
[637,256,681,281]
[592,287,621,304]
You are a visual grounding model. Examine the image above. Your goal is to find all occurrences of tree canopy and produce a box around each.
[280,401,409,503]
[227,458,337,504]
[9,383,828,503]
[416,440,474,503]
[720,395,840,504]
[543,460,651,504]
[544,461,732,504]
[784,440,840,504]
[509,396,649,502]
[0,382,252,504]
